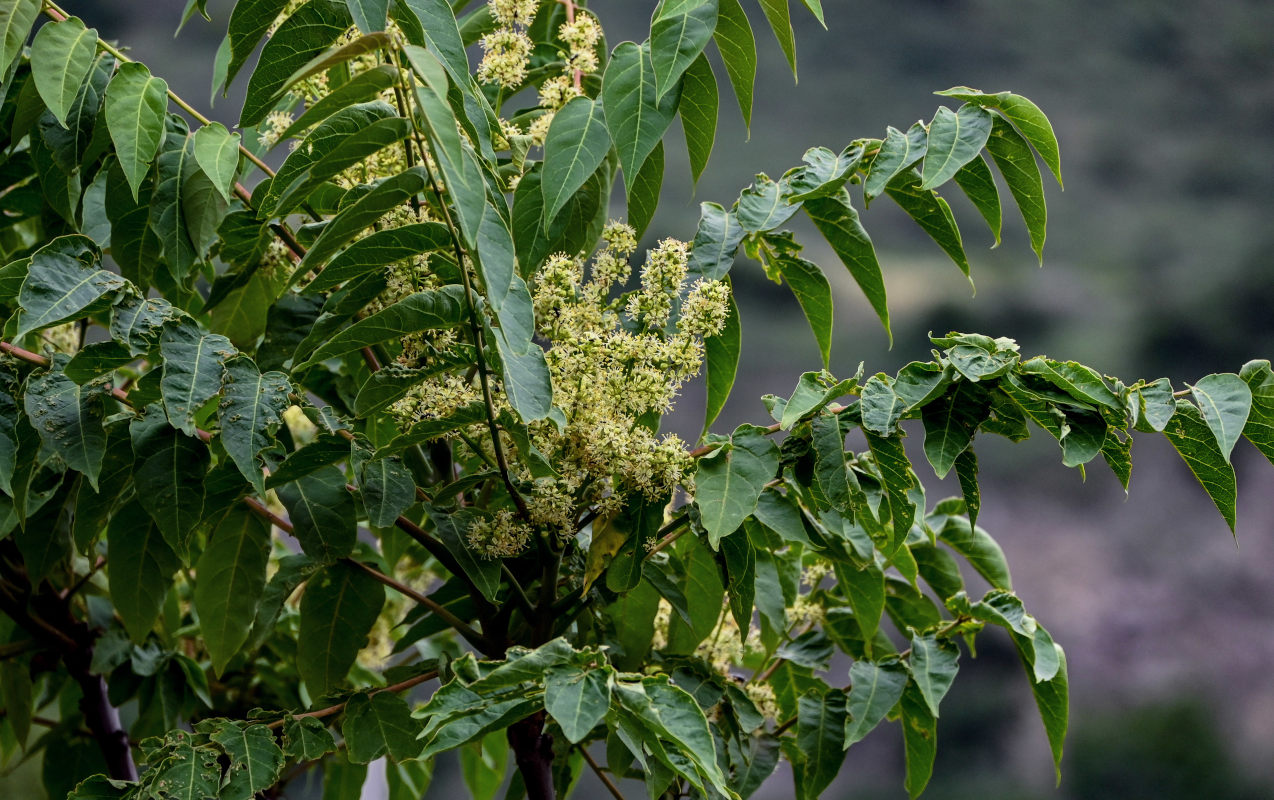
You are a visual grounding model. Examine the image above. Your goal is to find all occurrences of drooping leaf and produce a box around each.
[355,453,416,529]
[194,506,271,676]
[277,465,358,562]
[985,115,1046,264]
[703,288,740,434]
[223,0,291,89]
[864,123,927,200]
[108,499,180,642]
[207,721,285,799]
[149,123,201,284]
[908,632,959,718]
[804,190,890,344]
[282,715,337,762]
[713,0,756,130]
[650,0,718,101]
[1239,360,1274,465]
[626,140,664,240]
[936,87,1063,186]
[921,381,989,478]
[0,0,40,76]
[793,689,848,800]
[757,0,797,77]
[900,682,937,799]
[297,560,386,697]
[935,514,1012,591]
[1027,643,1068,783]
[130,411,209,556]
[1162,400,1238,531]
[680,52,718,185]
[952,154,1002,246]
[687,201,744,281]
[884,171,972,286]
[695,424,780,547]
[737,173,800,233]
[104,62,169,201]
[30,16,98,128]
[778,256,833,368]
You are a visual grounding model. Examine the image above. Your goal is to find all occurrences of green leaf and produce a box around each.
[794,689,848,800]
[0,659,32,746]
[721,529,756,633]
[159,323,233,437]
[266,101,411,216]
[900,682,937,799]
[680,52,717,185]
[920,104,994,190]
[282,715,337,761]
[985,115,1047,264]
[662,539,726,653]
[1188,373,1252,463]
[460,732,507,800]
[24,364,107,489]
[864,431,918,552]
[737,173,800,233]
[207,721,285,799]
[30,16,98,128]
[0,0,40,76]
[811,413,857,511]
[64,340,134,383]
[757,0,796,77]
[108,499,180,642]
[220,356,292,494]
[837,561,885,647]
[884,171,972,287]
[545,666,611,744]
[859,374,904,436]
[695,424,780,546]
[192,122,240,204]
[778,256,833,368]
[937,87,1063,186]
[296,284,469,370]
[909,632,959,718]
[110,291,179,357]
[1018,357,1122,411]
[427,508,501,602]
[104,62,169,201]
[953,448,981,528]
[541,97,610,223]
[239,0,352,128]
[15,236,123,339]
[346,0,389,33]
[935,514,1012,591]
[650,0,718,101]
[626,140,664,240]
[952,154,1002,246]
[223,0,290,89]
[864,123,927,200]
[343,692,424,763]
[397,0,470,86]
[275,64,399,142]
[687,201,744,281]
[713,0,756,130]
[921,381,989,478]
[1239,360,1274,465]
[356,453,415,528]
[603,41,680,192]
[292,167,430,281]
[130,412,209,556]
[805,191,890,344]
[1162,399,1238,531]
[303,222,452,295]
[785,144,863,202]
[151,740,222,800]
[491,326,554,423]
[1027,643,1068,783]
[149,124,201,283]
[194,506,271,676]
[278,465,358,562]
[298,560,385,697]
[703,288,740,434]
[844,659,908,748]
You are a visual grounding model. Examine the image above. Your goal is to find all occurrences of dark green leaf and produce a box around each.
[356,453,415,528]
[220,356,291,494]
[130,412,208,555]
[194,506,270,676]
[737,173,800,233]
[687,201,744,281]
[602,41,680,191]
[921,381,989,478]
[757,0,796,77]
[837,561,886,648]
[804,191,890,344]
[223,0,290,89]
[149,124,200,283]
[15,236,122,339]
[921,103,994,190]
[208,721,285,799]
[779,256,833,368]
[302,222,452,295]
[703,288,740,434]
[985,114,1046,263]
[1162,400,1238,531]
[885,170,972,286]
[935,514,1011,591]
[298,560,385,697]
[282,715,337,761]
[864,430,918,552]
[900,682,937,799]
[1027,643,1068,783]
[650,0,718,101]
[108,499,180,642]
[545,666,611,744]
[1239,360,1274,465]
[278,465,357,562]
[192,122,240,204]
[239,0,352,128]
[794,689,848,800]
[24,362,107,489]
[713,0,756,130]
[159,322,233,436]
[953,448,980,528]
[0,0,40,76]
[859,374,904,436]
[864,123,927,200]
[276,64,399,141]
[680,52,718,186]
[909,632,959,718]
[936,87,1063,186]
[343,691,424,763]
[428,507,501,602]
[295,284,468,369]
[952,154,1001,246]
[1018,356,1121,411]
[626,140,663,240]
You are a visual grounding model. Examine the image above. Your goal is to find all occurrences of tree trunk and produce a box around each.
[508,712,555,800]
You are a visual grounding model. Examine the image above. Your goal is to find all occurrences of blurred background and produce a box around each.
[13,0,1274,797]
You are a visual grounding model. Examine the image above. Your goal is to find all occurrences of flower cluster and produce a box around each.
[466,509,534,559]
[477,27,534,89]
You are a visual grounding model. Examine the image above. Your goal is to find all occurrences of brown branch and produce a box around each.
[579,746,628,800]
[343,558,489,650]
[265,668,439,730]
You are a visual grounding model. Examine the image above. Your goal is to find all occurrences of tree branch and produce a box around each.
[264,668,439,730]
[579,746,629,800]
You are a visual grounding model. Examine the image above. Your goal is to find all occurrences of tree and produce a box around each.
[0,0,1269,798]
